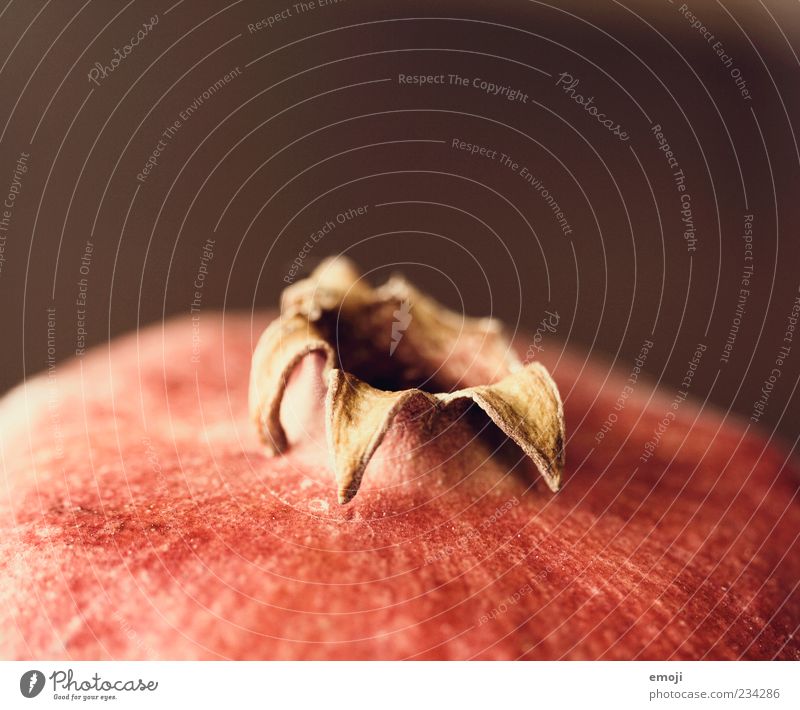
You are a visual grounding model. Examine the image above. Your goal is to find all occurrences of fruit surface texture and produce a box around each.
[1,314,797,660]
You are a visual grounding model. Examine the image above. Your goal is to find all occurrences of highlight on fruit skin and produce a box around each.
[249,257,565,504]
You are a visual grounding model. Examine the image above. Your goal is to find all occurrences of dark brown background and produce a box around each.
[0,0,798,444]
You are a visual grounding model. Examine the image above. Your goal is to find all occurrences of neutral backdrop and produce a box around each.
[0,0,798,444]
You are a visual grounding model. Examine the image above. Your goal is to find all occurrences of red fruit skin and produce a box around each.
[0,313,797,660]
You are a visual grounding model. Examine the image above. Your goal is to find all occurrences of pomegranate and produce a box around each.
[0,311,797,660]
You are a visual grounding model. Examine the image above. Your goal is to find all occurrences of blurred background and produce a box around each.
[0,0,798,442]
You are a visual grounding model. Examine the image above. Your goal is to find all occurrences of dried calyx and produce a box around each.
[249,257,565,504]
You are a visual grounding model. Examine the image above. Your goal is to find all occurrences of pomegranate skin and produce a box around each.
[0,313,797,660]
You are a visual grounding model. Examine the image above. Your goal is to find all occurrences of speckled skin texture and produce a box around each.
[1,313,798,659]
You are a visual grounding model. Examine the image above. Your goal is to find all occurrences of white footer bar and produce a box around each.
[0,660,797,709]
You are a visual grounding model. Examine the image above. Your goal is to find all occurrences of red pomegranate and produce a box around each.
[0,309,797,660]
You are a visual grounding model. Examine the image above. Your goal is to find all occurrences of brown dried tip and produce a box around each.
[249,257,565,504]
